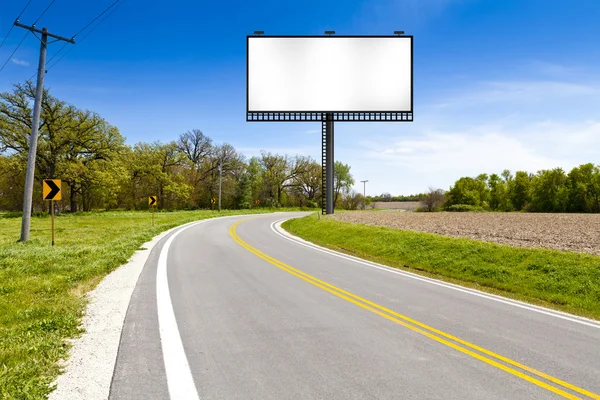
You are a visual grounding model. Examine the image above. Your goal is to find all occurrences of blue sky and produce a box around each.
[1,0,599,195]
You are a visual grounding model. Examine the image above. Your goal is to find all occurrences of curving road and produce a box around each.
[109,212,600,399]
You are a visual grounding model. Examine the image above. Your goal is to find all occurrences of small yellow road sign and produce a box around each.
[43,179,61,201]
[149,196,157,206]
[211,198,216,204]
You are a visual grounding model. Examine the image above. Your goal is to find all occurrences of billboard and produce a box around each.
[247,36,413,119]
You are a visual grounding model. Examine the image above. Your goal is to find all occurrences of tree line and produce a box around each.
[423,166,600,213]
[0,82,359,212]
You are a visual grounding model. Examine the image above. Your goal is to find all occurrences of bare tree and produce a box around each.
[421,187,446,212]
[341,190,363,210]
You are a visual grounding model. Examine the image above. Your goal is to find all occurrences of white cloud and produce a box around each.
[11,58,29,67]
[523,60,584,77]
[332,72,600,196]
[346,119,600,196]
[431,80,600,110]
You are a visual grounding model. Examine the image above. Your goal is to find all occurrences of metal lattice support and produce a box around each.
[247,111,412,122]
[321,113,334,215]
[321,118,327,215]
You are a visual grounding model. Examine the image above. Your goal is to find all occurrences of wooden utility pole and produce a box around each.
[15,21,74,242]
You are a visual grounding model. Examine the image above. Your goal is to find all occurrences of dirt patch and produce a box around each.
[371,201,420,211]
[329,212,600,255]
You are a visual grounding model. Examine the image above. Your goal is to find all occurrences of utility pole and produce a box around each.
[360,180,368,210]
[14,21,74,242]
[218,164,222,212]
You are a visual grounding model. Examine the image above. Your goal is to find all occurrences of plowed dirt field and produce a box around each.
[330,212,600,255]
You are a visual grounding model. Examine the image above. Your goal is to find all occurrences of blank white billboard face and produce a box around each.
[247,36,412,113]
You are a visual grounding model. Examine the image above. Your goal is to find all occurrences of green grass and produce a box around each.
[0,209,276,399]
[283,214,600,320]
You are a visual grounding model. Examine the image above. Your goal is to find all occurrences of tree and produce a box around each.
[0,82,126,212]
[488,173,510,211]
[333,161,354,205]
[421,187,445,212]
[445,176,489,208]
[567,163,600,213]
[0,154,26,211]
[529,168,568,212]
[292,161,321,205]
[340,190,363,210]
[260,152,310,206]
[510,171,532,211]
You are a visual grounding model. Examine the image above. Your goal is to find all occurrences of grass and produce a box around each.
[282,214,600,321]
[0,208,282,399]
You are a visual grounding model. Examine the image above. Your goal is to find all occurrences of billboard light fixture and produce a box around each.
[394,31,405,36]
[324,30,335,36]
[253,30,264,36]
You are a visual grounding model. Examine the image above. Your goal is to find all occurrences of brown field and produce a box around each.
[371,201,420,211]
[330,212,600,255]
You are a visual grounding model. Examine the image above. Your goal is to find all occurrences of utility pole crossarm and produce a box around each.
[13,21,75,43]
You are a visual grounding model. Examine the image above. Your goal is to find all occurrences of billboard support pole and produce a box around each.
[322,113,334,215]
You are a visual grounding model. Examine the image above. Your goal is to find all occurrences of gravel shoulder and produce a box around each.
[330,212,600,256]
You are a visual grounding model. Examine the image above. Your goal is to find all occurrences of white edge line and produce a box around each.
[270,218,600,330]
[157,214,267,400]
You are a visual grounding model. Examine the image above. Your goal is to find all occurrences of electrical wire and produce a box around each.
[0,26,16,52]
[16,0,33,20]
[0,30,29,72]
[0,0,33,51]
[46,41,68,64]
[72,0,121,38]
[32,0,57,26]
[46,0,126,72]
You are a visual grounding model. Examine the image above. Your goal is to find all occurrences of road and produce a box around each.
[109,212,600,399]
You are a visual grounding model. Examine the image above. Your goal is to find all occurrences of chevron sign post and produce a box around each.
[149,196,157,227]
[43,179,61,246]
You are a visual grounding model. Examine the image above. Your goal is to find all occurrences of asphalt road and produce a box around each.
[109,212,600,399]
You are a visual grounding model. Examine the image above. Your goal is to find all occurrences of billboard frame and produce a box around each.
[246,35,414,122]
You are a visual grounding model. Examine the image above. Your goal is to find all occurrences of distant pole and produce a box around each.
[218,164,222,212]
[360,180,368,210]
[15,22,74,242]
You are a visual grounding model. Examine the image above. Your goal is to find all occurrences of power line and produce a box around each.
[0,0,33,51]
[46,41,68,64]
[46,0,126,72]
[0,26,16,53]
[16,0,34,20]
[33,0,57,26]
[72,0,121,38]
[0,30,29,72]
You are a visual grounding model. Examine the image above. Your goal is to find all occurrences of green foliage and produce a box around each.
[0,83,356,214]
[445,176,489,208]
[305,200,319,209]
[283,216,600,320]
[529,168,568,212]
[333,161,354,205]
[510,171,532,211]
[447,204,486,212]
[444,164,600,213]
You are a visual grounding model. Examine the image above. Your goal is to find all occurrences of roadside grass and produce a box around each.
[0,209,276,399]
[282,214,600,320]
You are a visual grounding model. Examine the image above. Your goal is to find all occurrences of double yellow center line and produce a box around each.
[230,219,599,399]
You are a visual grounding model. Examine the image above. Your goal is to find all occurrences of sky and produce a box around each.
[1,0,599,196]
